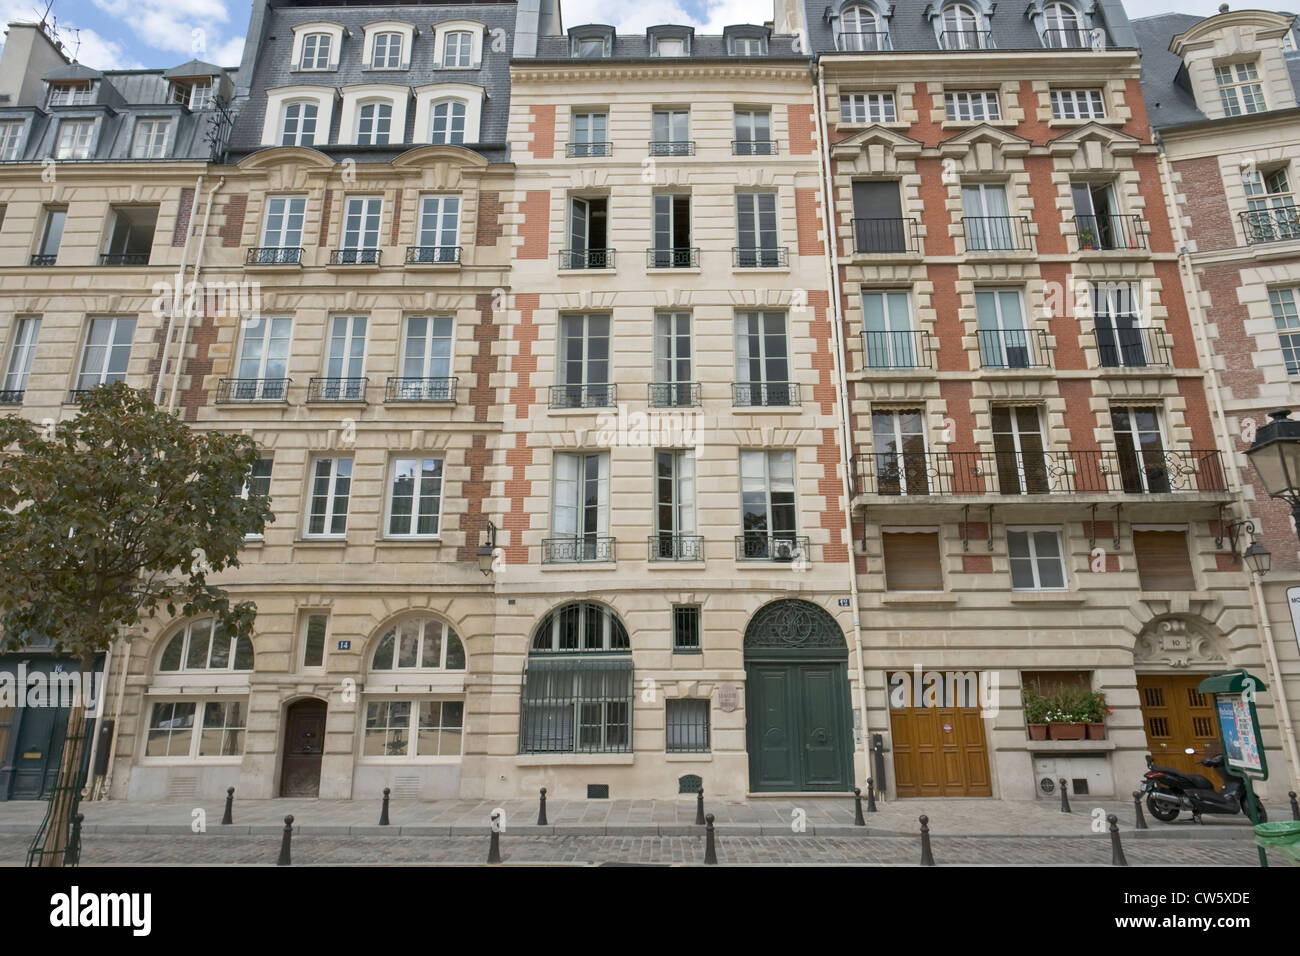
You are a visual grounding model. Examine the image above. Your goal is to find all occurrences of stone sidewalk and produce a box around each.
[0,793,1277,839]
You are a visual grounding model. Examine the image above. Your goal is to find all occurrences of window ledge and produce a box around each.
[559,267,617,275]
[939,119,1018,131]
[1028,739,1116,752]
[404,262,462,271]
[514,753,635,766]
[880,592,958,605]
[731,405,804,414]
[244,262,303,272]
[1009,592,1085,605]
[665,752,713,762]
[539,562,618,571]
[375,537,445,546]
[646,561,706,570]
[546,406,615,416]
[731,265,791,274]
[295,536,349,546]
[646,267,702,275]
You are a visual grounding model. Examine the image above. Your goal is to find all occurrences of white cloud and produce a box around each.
[0,1,144,69]
[558,0,781,32]
[89,0,240,63]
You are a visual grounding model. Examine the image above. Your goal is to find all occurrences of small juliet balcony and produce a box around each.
[962,216,1033,253]
[542,535,616,564]
[735,533,810,563]
[329,248,381,266]
[733,246,788,268]
[862,330,935,370]
[246,246,304,266]
[648,534,704,562]
[1240,206,1300,245]
[646,247,700,269]
[1087,327,1172,368]
[215,378,290,403]
[939,30,993,49]
[1041,28,1096,49]
[385,377,457,403]
[648,382,701,408]
[307,377,367,403]
[559,248,615,270]
[648,140,695,157]
[549,383,616,409]
[732,140,778,156]
[836,31,892,51]
[852,217,920,255]
[0,389,23,405]
[405,246,462,265]
[977,329,1052,369]
[732,381,801,408]
[1074,214,1147,252]
[566,142,612,157]
[98,253,149,266]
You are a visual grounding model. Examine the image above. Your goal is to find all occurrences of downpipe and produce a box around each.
[154,176,204,405]
[168,176,225,413]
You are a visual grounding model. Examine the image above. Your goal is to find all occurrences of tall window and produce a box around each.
[416,195,460,261]
[735,192,780,266]
[1042,2,1087,47]
[739,449,798,558]
[734,109,772,155]
[571,111,608,157]
[556,314,611,407]
[1111,406,1168,494]
[940,3,986,49]
[76,317,135,391]
[341,196,382,257]
[55,120,94,159]
[839,4,888,50]
[651,109,690,155]
[945,91,1000,122]
[323,315,367,397]
[1242,166,1299,242]
[1092,281,1146,367]
[872,408,928,495]
[567,196,610,268]
[3,317,40,398]
[1008,529,1067,590]
[652,312,693,407]
[261,196,306,249]
[372,32,403,69]
[1269,288,1300,375]
[356,102,392,145]
[35,207,65,263]
[962,183,1013,251]
[551,452,611,560]
[300,33,332,70]
[301,614,328,669]
[975,289,1032,367]
[1072,181,1122,249]
[0,121,22,160]
[735,311,791,405]
[305,457,353,537]
[281,102,318,146]
[852,181,906,252]
[235,315,292,398]
[1051,88,1106,119]
[652,449,697,560]
[651,193,692,267]
[430,100,467,144]
[840,92,896,123]
[386,458,444,537]
[400,315,455,397]
[862,291,917,369]
[991,404,1049,494]
[1215,62,1265,116]
[131,119,171,158]
[443,31,473,68]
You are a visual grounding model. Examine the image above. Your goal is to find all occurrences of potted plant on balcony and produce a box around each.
[1023,684,1050,740]
[1083,690,1108,740]
[1045,689,1089,740]
[1077,226,1098,251]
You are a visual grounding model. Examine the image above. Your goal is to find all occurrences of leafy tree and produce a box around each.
[0,383,271,865]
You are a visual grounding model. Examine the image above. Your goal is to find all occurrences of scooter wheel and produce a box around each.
[1253,800,1267,823]
[1147,792,1180,822]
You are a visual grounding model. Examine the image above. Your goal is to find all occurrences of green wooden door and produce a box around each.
[799,664,850,789]
[746,661,852,792]
[748,663,799,791]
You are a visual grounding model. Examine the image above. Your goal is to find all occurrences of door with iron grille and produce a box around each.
[1137,674,1218,777]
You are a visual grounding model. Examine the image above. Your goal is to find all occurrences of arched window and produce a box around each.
[371,617,466,670]
[158,618,253,672]
[940,3,986,49]
[281,101,318,146]
[520,602,632,753]
[356,101,392,145]
[430,100,466,144]
[1042,2,1086,48]
[839,4,888,51]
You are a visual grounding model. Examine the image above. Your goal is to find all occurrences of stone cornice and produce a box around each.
[510,62,811,84]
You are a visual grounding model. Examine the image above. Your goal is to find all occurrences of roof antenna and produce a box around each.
[69,26,81,63]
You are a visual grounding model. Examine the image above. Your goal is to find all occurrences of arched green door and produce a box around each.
[744,600,854,792]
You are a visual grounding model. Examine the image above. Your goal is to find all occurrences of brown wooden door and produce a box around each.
[889,706,991,797]
[280,700,326,797]
[1137,674,1217,776]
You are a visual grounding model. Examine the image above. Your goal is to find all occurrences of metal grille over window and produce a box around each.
[673,606,701,652]
[519,658,633,753]
[666,699,710,752]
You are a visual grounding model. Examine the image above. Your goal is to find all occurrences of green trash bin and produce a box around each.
[1254,821,1300,862]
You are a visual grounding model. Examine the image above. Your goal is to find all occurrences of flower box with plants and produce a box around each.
[1023,685,1108,741]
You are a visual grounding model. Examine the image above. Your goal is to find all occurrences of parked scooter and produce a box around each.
[1140,747,1266,823]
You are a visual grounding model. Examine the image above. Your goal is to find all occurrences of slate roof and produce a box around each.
[531,24,805,59]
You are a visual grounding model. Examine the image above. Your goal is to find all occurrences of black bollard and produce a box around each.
[488,811,502,864]
[1059,777,1071,813]
[919,815,935,866]
[1132,791,1148,830]
[538,787,548,826]
[704,813,717,864]
[221,787,234,826]
[866,777,878,813]
[695,786,705,826]
[379,787,390,826]
[67,812,84,867]
[853,788,866,826]
[1108,813,1128,866]
[1290,792,1299,821]
[277,815,294,866]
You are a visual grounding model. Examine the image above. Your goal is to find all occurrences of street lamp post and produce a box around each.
[1246,409,1300,544]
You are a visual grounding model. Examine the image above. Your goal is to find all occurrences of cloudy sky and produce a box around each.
[0,0,1264,71]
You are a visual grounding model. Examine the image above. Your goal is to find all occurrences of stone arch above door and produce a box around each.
[1133,616,1228,671]
[743,600,847,657]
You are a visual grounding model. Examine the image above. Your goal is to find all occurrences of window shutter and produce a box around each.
[883,532,943,591]
[1133,530,1195,591]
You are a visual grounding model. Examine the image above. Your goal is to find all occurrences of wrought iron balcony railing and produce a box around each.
[215,377,291,403]
[1089,327,1172,368]
[836,31,892,51]
[246,246,304,265]
[735,533,811,562]
[329,247,381,265]
[977,328,1052,369]
[962,216,1033,252]
[559,248,616,269]
[851,217,920,254]
[549,383,616,409]
[29,254,57,266]
[862,330,935,370]
[405,245,462,264]
[648,382,701,407]
[852,448,1227,497]
[307,377,368,402]
[732,381,801,407]
[542,535,616,564]
[648,534,705,562]
[1074,214,1147,251]
[732,139,778,155]
[65,388,98,404]
[733,246,789,268]
[1041,28,1097,48]
[566,141,612,157]
[646,247,700,268]
[385,377,457,402]
[98,252,149,266]
[0,389,23,405]
[648,140,695,156]
[939,29,993,49]
[1240,206,1300,245]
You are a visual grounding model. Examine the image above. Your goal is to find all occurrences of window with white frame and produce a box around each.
[1110,405,1169,494]
[862,291,918,369]
[340,196,382,253]
[281,101,319,146]
[364,700,464,756]
[157,617,254,672]
[305,457,353,536]
[323,315,367,399]
[242,457,273,539]
[840,92,896,123]
[55,120,94,159]
[415,195,460,261]
[235,315,292,397]
[443,31,474,67]
[1051,88,1106,120]
[356,102,392,145]
[400,315,455,396]
[945,90,1001,122]
[1215,62,1265,116]
[47,81,96,106]
[1041,1,1088,47]
[76,317,135,391]
[430,99,467,144]
[940,2,987,49]
[734,108,772,155]
[1241,166,1299,241]
[652,449,697,560]
[372,618,466,670]
[300,33,333,70]
[372,32,404,69]
[574,36,608,57]
[552,452,611,558]
[131,118,171,158]
[1270,288,1300,375]
[838,4,888,50]
[735,192,780,266]
[3,317,40,396]
[571,111,609,156]
[556,314,611,406]
[386,457,444,537]
[35,206,65,262]
[170,80,214,110]
[872,408,929,495]
[653,311,693,406]
[261,196,306,249]
[300,613,328,669]
[146,700,247,758]
[731,34,765,55]
[1007,528,1067,590]
[654,36,686,56]
[961,182,1014,251]
[735,311,791,403]
[975,288,1033,368]
[739,449,799,559]
[0,121,24,160]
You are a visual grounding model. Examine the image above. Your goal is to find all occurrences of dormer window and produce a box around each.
[444,31,473,67]
[575,36,607,57]
[838,4,890,51]
[169,80,214,110]
[732,35,764,55]
[373,32,403,69]
[656,37,685,56]
[357,102,392,145]
[939,3,989,50]
[48,81,96,107]
[300,33,333,70]
[1215,62,1265,116]
[1041,2,1088,49]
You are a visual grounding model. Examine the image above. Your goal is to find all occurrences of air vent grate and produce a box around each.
[587,783,610,799]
